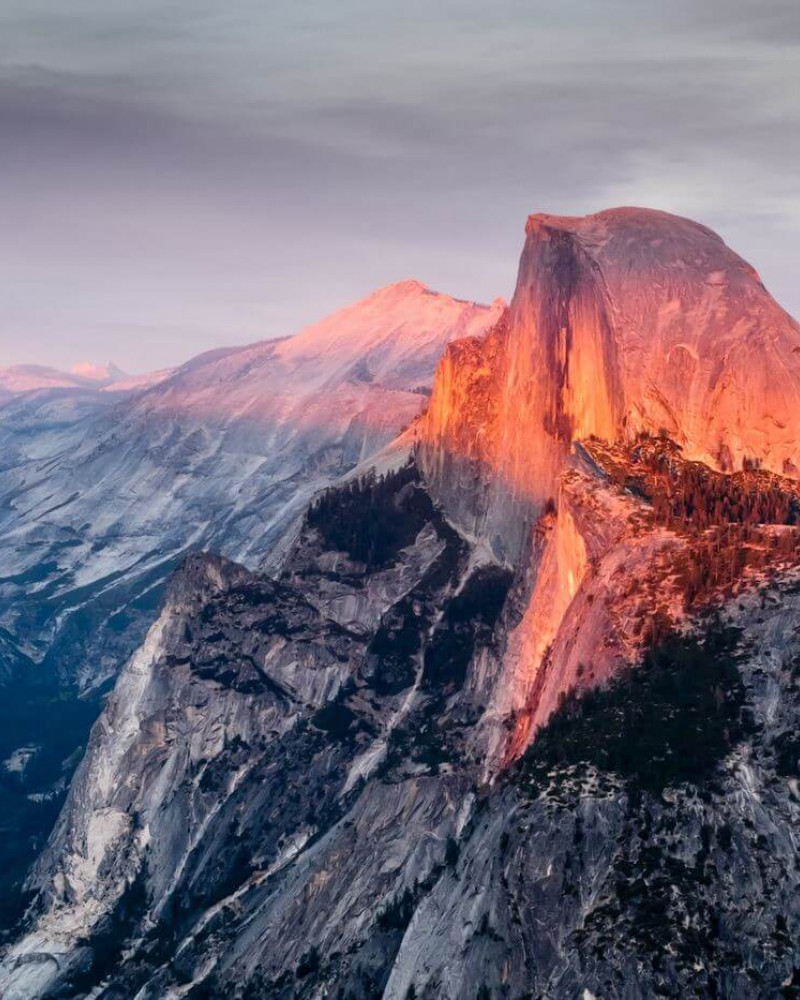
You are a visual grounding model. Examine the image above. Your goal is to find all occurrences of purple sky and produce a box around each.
[2,0,799,373]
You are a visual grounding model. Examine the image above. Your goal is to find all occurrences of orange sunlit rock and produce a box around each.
[418,207,800,761]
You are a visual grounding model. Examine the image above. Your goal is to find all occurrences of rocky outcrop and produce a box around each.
[464,450,684,765]
[420,208,800,559]
[0,468,495,999]
[383,581,800,1000]
[418,208,800,757]
[3,465,800,1000]
[0,284,502,932]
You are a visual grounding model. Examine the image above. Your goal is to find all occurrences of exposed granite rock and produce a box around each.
[3,464,800,1000]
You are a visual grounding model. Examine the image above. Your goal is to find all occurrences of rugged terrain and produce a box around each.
[3,454,800,1000]
[0,280,501,690]
[420,208,800,557]
[0,282,502,931]
[2,208,800,999]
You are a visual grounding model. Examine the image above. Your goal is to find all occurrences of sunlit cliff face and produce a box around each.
[418,206,800,759]
[420,207,800,559]
[489,216,623,504]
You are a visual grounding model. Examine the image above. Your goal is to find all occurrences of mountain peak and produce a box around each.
[0,363,103,395]
[523,207,753,281]
[526,205,721,238]
[4,207,800,1000]
[367,279,499,312]
[374,278,430,296]
[422,205,800,560]
[271,280,505,384]
[70,360,127,383]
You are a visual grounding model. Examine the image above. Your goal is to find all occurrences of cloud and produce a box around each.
[0,0,798,369]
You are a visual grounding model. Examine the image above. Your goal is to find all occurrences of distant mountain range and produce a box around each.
[0,360,178,398]
[0,280,502,687]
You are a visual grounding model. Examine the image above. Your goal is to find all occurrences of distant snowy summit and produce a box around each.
[0,363,99,396]
[69,360,127,384]
[0,360,175,397]
[0,360,126,395]
[0,280,504,403]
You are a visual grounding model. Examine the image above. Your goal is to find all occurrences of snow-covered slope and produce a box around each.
[69,361,127,384]
[101,367,174,393]
[0,361,130,396]
[0,365,100,395]
[0,281,503,687]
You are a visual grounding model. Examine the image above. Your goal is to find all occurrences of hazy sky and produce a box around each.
[2,0,799,372]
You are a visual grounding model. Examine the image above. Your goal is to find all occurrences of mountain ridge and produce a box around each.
[0,281,502,960]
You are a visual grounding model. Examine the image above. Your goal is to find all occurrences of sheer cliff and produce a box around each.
[419,208,800,559]
[418,207,800,759]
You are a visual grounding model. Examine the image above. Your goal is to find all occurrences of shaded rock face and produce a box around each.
[3,467,800,1000]
[384,592,800,1000]
[0,469,509,1000]
[0,285,501,931]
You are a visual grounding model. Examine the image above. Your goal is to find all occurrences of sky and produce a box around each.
[1,0,799,372]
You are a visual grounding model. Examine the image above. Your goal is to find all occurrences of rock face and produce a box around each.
[3,463,800,1000]
[382,589,800,1000]
[0,280,502,689]
[420,208,800,559]
[0,468,496,999]
[0,282,502,942]
[4,209,800,999]
[418,207,800,758]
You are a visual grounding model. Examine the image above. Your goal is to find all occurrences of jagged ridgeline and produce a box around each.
[3,446,798,1000]
[3,209,800,999]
